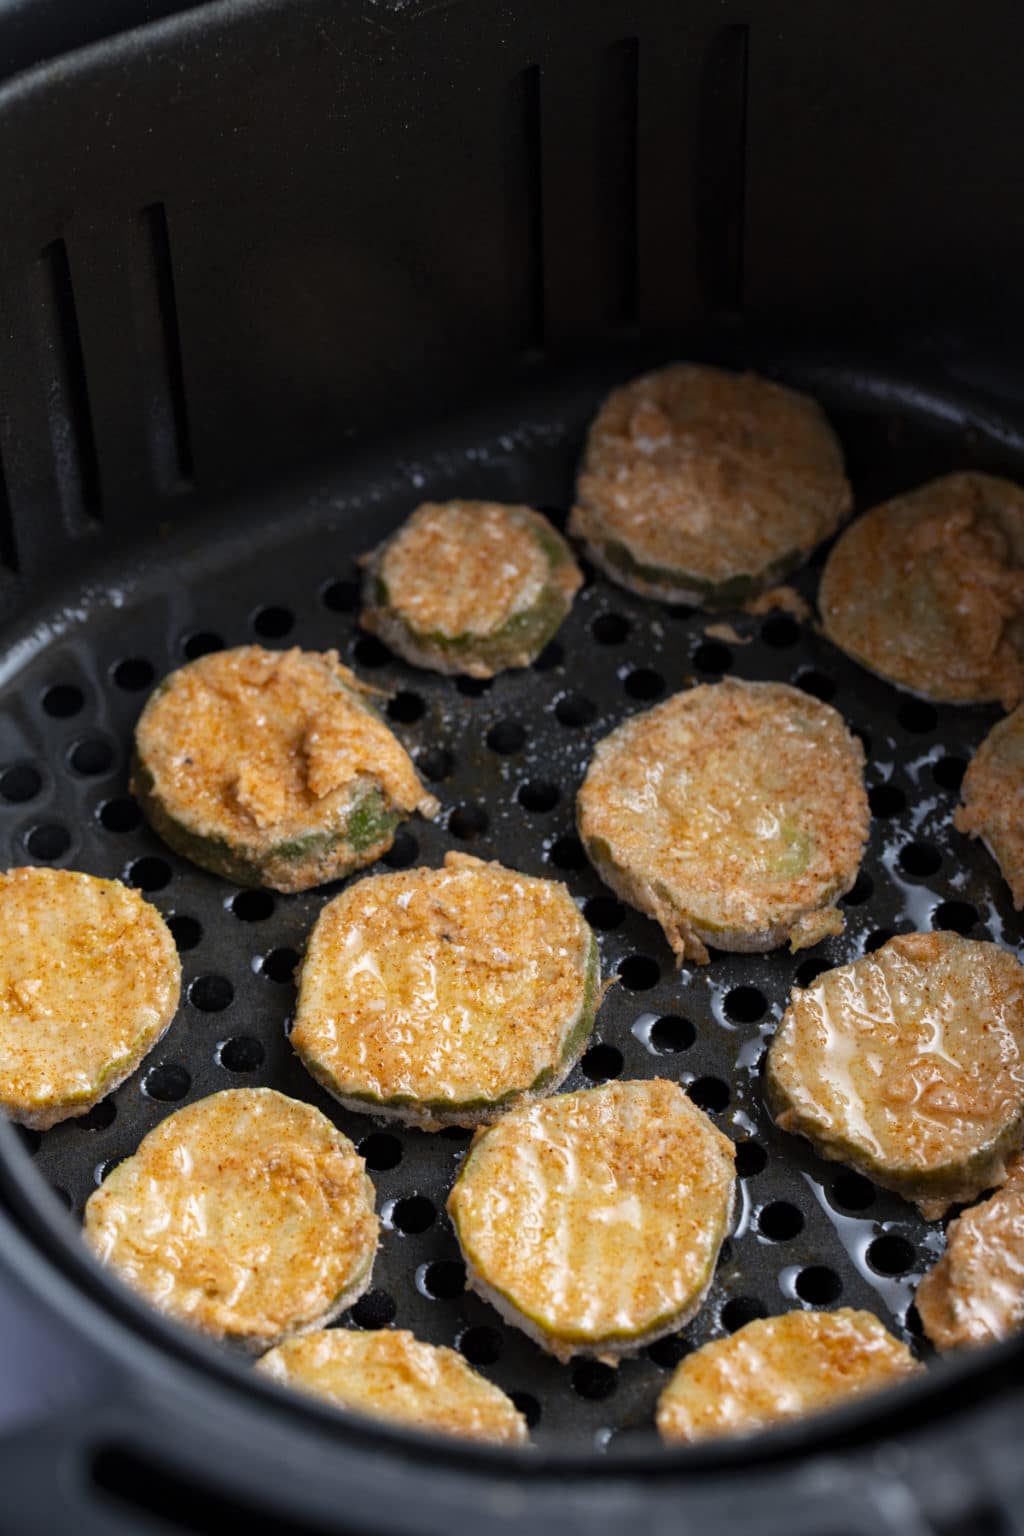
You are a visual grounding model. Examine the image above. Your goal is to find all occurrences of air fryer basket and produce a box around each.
[1,2,1024,1532]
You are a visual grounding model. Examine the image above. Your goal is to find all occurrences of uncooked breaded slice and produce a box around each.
[569,363,851,608]
[84,1088,378,1351]
[257,1329,529,1444]
[448,1078,735,1363]
[361,500,582,677]
[0,867,180,1130]
[656,1309,920,1444]
[955,705,1024,907]
[132,645,438,892]
[292,852,601,1129]
[766,932,1024,1216]
[916,1156,1024,1351]
[576,680,868,964]
[819,472,1024,706]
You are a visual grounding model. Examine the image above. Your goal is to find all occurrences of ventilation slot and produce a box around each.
[36,239,101,526]
[0,446,15,572]
[130,204,194,492]
[697,23,749,315]
[601,37,639,329]
[506,64,545,352]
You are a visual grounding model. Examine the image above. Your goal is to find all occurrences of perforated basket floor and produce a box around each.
[0,357,1019,1452]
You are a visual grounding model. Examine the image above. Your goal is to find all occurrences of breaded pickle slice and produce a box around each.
[916,1156,1024,1351]
[766,932,1024,1216]
[133,646,438,893]
[576,680,868,964]
[0,868,180,1130]
[955,705,1024,907]
[84,1088,378,1351]
[448,1079,736,1362]
[569,364,851,608]
[292,852,601,1128]
[656,1309,920,1444]
[819,473,1024,706]
[257,1329,529,1444]
[361,500,582,677]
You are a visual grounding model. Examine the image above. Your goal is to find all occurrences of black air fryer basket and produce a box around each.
[1,2,1024,1531]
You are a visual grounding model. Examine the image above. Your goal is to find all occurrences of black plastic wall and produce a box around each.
[0,0,216,80]
[1,4,1024,1531]
[0,0,1021,620]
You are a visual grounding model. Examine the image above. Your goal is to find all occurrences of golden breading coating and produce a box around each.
[576,680,868,963]
[744,585,813,623]
[916,1155,1024,1351]
[257,1329,529,1444]
[292,852,600,1127]
[570,364,850,606]
[133,646,437,892]
[819,473,1024,706]
[448,1079,736,1362]
[84,1089,378,1351]
[362,501,581,677]
[766,932,1024,1216]
[955,705,1024,907]
[656,1309,920,1443]
[0,868,180,1129]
